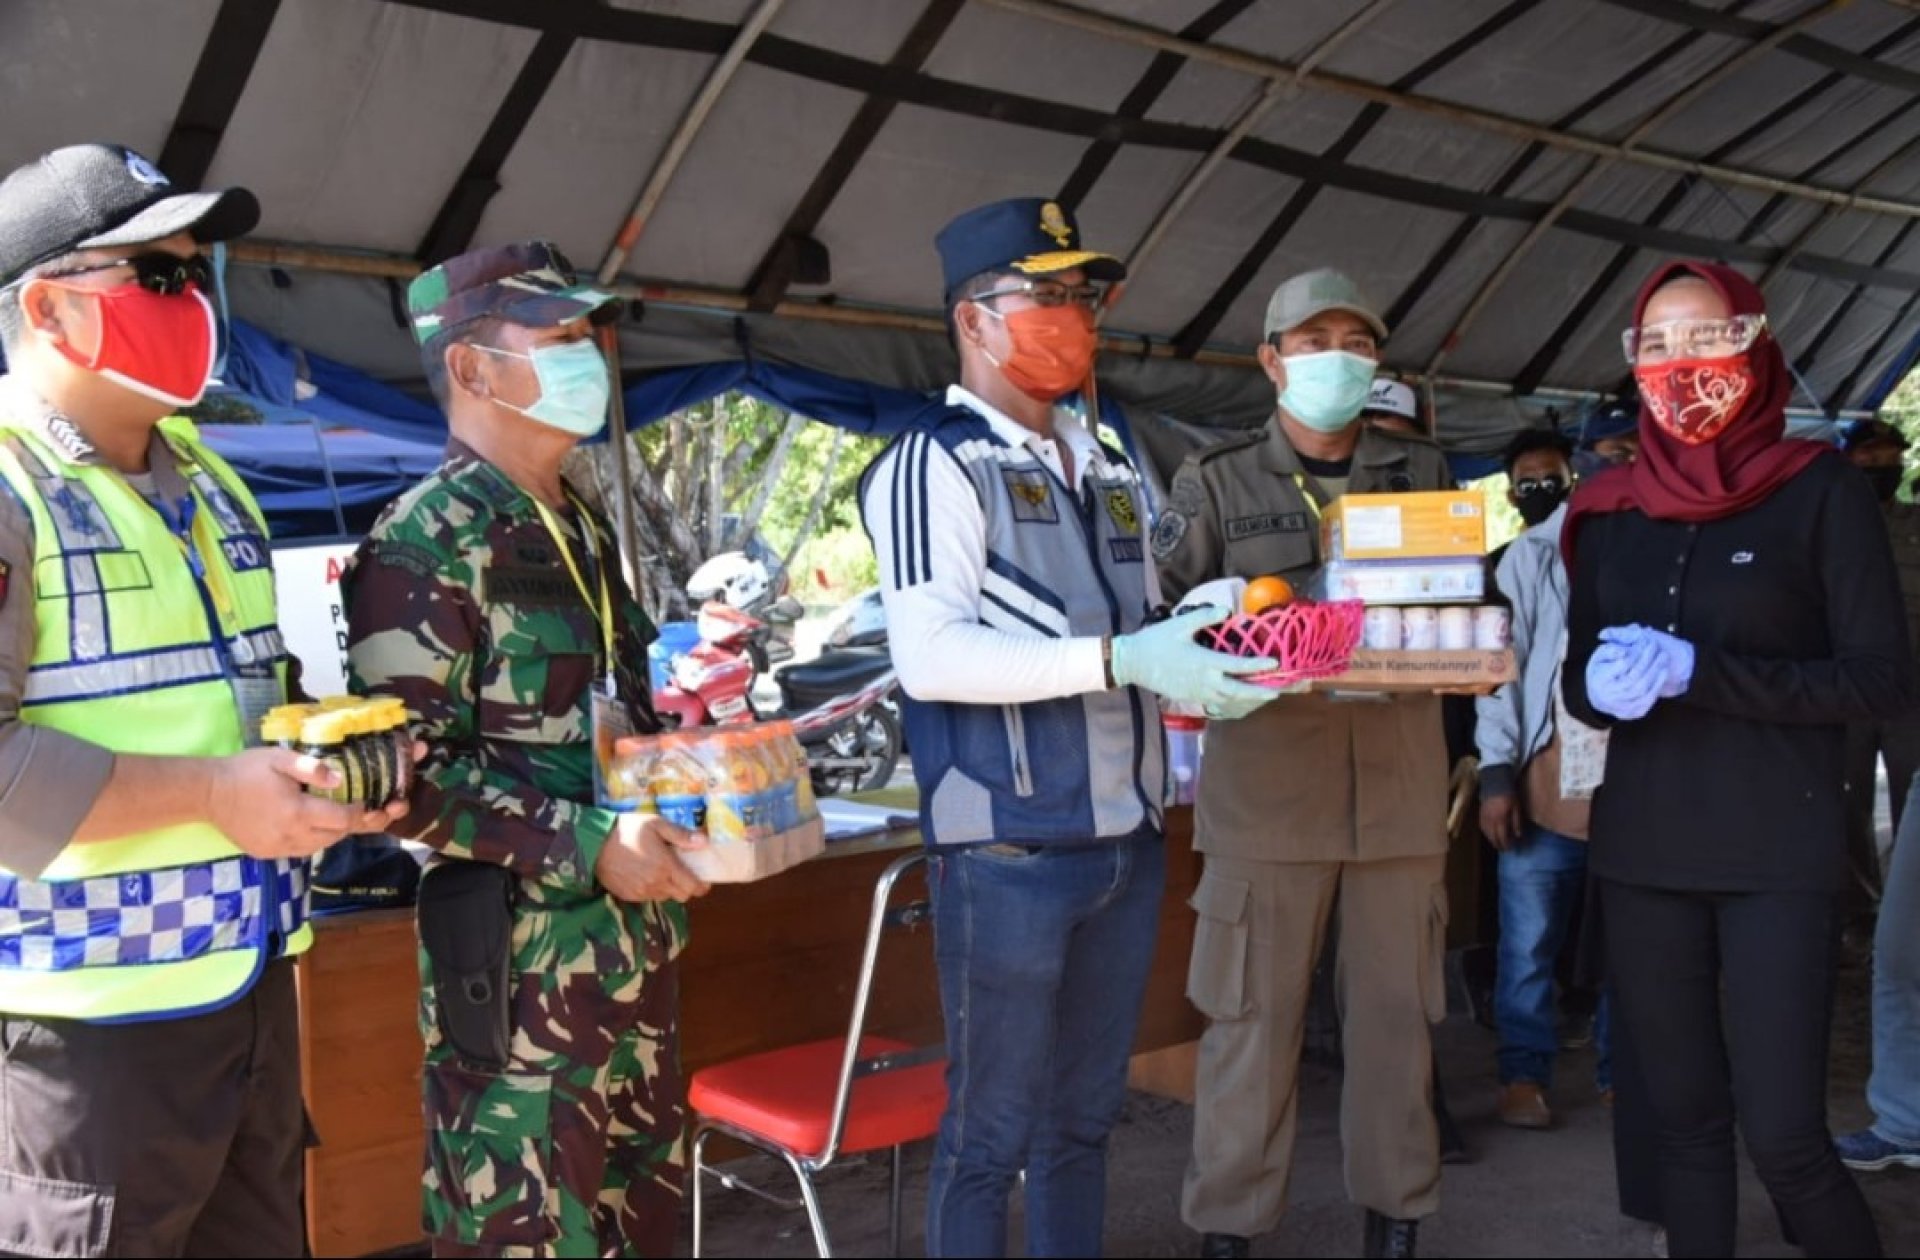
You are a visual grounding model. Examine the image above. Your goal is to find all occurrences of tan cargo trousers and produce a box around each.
[1180,853,1448,1236]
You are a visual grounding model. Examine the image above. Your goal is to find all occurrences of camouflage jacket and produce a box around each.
[343,442,683,942]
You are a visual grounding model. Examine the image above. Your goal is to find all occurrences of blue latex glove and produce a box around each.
[1111,606,1278,719]
[1599,625,1695,698]
[1584,631,1665,721]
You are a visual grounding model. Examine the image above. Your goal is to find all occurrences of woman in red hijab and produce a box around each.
[1563,261,1912,1258]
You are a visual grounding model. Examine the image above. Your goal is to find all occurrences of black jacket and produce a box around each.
[1565,452,1914,892]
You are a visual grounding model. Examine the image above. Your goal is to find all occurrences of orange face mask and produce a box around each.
[976,302,1097,401]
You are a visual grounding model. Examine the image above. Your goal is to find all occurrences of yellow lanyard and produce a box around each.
[1291,474,1326,521]
[530,493,616,669]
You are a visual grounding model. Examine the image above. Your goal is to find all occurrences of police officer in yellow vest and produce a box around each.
[0,144,408,1257]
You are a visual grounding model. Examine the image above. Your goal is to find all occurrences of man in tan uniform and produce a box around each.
[1157,270,1451,1260]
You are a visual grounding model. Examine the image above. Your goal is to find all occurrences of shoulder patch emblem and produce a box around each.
[375,541,441,579]
[1150,509,1188,559]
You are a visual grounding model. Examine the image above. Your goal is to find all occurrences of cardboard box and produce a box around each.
[679,816,827,883]
[1310,558,1486,605]
[1306,647,1516,694]
[1321,490,1486,561]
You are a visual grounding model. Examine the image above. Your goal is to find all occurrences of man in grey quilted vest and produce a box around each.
[858,196,1274,1258]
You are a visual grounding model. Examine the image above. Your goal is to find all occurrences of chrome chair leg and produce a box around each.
[888,1144,905,1256]
[691,1126,715,1259]
[779,1149,835,1258]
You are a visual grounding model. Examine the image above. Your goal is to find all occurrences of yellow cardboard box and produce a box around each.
[1321,490,1486,561]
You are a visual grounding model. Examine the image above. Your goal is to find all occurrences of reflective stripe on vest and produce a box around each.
[0,857,309,970]
[0,420,309,1022]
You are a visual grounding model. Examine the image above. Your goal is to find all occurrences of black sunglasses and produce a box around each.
[42,252,213,296]
[1513,475,1571,495]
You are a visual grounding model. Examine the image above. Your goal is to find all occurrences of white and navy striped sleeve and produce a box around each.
[859,433,1107,705]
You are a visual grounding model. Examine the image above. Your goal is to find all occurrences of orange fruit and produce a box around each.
[1243,575,1295,614]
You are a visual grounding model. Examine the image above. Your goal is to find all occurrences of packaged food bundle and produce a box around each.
[601,722,825,882]
[261,697,413,808]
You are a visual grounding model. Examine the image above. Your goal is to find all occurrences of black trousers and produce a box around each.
[0,960,308,1257]
[1601,880,1880,1259]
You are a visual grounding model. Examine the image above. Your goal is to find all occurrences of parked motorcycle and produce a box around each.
[655,584,902,796]
[684,550,801,675]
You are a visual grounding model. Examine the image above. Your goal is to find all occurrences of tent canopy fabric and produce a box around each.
[8,0,1920,457]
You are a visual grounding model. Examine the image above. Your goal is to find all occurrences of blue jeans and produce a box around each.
[924,833,1165,1259]
[1496,825,1610,1089]
[1869,775,1920,1146]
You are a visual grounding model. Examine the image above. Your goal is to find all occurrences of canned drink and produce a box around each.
[1401,606,1440,651]
[1437,606,1474,651]
[1474,604,1512,650]
[1362,605,1403,651]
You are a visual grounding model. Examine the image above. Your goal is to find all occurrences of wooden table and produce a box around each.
[298,809,1204,1256]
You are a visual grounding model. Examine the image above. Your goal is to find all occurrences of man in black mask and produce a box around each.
[1840,418,1920,922]
[1475,428,1613,1130]
[1506,429,1576,530]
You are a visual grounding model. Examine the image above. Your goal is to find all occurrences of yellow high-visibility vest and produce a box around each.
[0,417,311,1022]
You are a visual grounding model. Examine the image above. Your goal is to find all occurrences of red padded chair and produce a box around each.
[689,852,946,1257]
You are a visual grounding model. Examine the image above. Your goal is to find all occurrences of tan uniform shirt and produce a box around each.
[1154,419,1454,863]
[0,380,128,877]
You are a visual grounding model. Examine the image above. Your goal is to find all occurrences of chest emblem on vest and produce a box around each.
[50,485,102,538]
[1732,550,1755,565]
[1001,468,1058,524]
[1104,488,1139,536]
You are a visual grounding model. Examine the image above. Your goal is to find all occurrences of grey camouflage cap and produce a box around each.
[407,241,620,346]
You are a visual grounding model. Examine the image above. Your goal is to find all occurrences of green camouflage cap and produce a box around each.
[407,241,621,346]
[1264,267,1387,341]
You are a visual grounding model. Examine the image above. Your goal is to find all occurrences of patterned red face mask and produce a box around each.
[1633,356,1755,446]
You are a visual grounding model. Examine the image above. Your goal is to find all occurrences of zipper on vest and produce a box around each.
[1003,704,1034,797]
[1045,464,1157,824]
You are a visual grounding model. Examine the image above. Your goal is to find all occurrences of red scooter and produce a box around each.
[655,600,903,796]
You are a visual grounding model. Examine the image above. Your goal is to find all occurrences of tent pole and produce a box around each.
[598,323,645,599]
[1423,0,1848,381]
[596,0,789,285]
[978,0,1920,222]
[1106,0,1400,318]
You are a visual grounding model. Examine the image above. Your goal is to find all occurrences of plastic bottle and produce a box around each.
[297,709,359,804]
[373,697,415,804]
[650,733,708,831]
[260,704,312,751]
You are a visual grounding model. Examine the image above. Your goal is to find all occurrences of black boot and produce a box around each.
[1200,1233,1250,1259]
[1362,1210,1418,1258]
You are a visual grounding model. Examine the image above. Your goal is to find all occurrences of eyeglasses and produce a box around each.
[42,252,213,297]
[1513,475,1571,496]
[972,279,1105,311]
[1621,314,1766,365]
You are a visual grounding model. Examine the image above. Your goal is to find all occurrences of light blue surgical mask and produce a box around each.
[1278,350,1377,432]
[477,339,611,436]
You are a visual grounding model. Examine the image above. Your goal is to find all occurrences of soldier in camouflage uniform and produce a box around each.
[343,242,710,1257]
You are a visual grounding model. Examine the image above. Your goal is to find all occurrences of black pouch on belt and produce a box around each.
[416,859,516,1072]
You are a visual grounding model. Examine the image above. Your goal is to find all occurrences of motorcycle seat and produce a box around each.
[779,648,894,708]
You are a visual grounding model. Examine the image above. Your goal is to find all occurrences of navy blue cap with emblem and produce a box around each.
[935,197,1126,303]
[0,144,258,287]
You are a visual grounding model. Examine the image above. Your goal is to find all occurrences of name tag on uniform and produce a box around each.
[484,565,575,606]
[1225,512,1308,542]
[1108,538,1143,564]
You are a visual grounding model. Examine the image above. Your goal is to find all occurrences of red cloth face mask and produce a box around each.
[50,283,217,408]
[977,303,1097,401]
[1633,355,1755,446]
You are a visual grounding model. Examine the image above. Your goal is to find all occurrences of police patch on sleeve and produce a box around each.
[1150,509,1188,559]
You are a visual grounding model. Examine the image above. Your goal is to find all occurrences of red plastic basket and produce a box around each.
[1201,600,1366,688]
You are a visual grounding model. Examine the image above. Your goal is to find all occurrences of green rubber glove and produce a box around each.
[1111,607,1279,719]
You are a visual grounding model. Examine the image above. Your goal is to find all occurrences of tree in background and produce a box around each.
[1877,369,1920,498]
[568,393,884,620]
